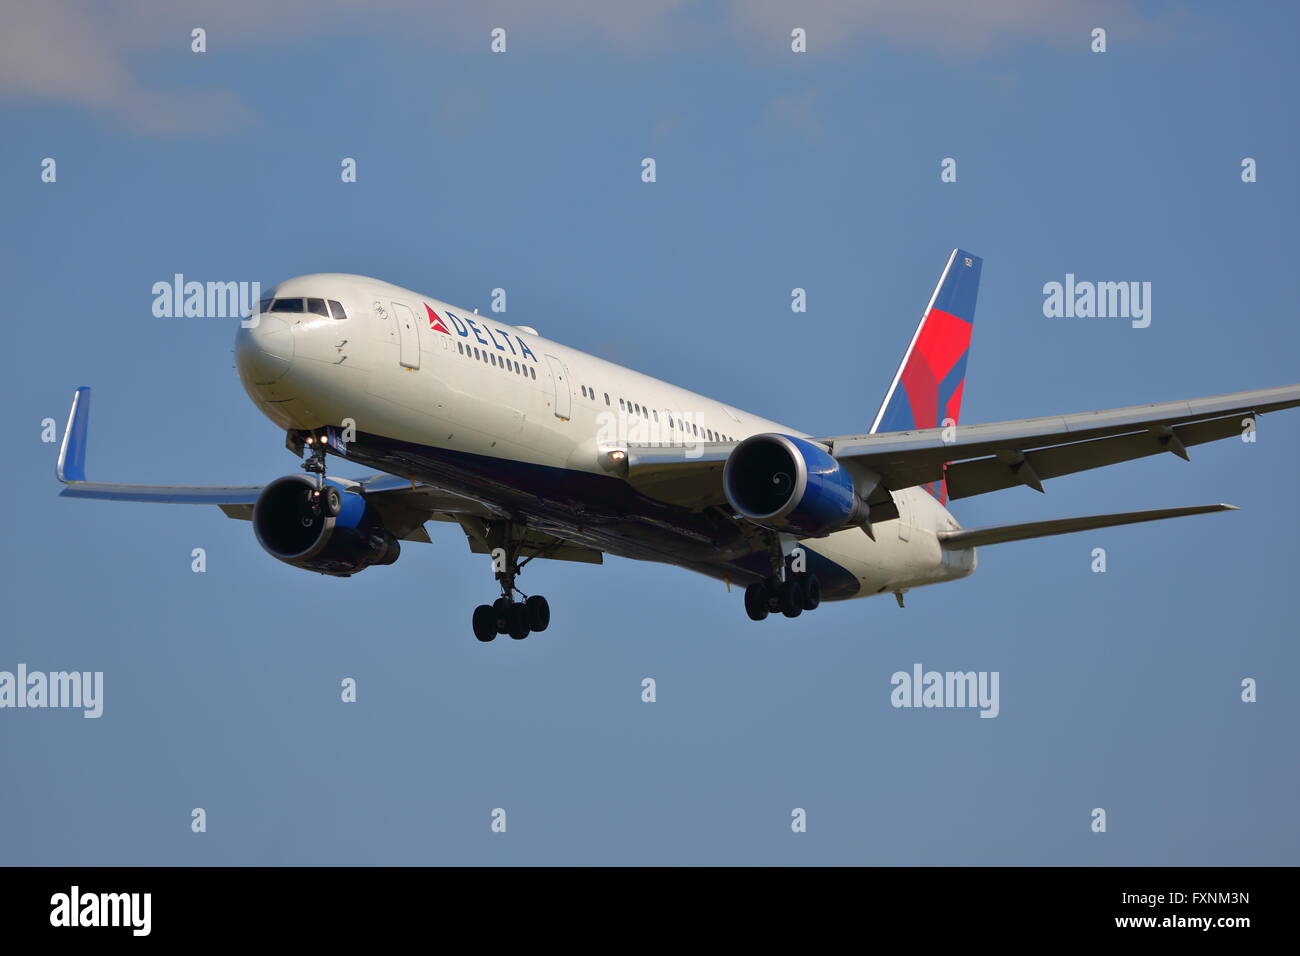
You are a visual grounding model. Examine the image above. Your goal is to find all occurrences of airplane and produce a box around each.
[55,249,1300,642]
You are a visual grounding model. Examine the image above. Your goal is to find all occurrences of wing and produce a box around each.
[56,386,598,559]
[55,386,496,543]
[623,384,1299,508]
[216,478,503,544]
[824,383,1299,500]
[57,387,269,506]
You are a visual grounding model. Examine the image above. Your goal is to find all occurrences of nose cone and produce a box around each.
[235,314,294,385]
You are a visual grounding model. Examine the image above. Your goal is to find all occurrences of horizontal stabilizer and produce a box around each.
[937,503,1237,550]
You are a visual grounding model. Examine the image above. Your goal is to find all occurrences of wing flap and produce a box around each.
[946,413,1245,500]
[453,514,603,565]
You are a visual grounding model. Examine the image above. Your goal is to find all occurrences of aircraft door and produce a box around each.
[896,491,912,542]
[545,354,571,421]
[391,301,420,370]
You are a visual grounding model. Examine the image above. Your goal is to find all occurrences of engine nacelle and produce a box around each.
[723,433,867,537]
[252,475,400,576]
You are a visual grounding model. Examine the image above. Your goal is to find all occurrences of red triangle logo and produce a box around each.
[425,304,451,334]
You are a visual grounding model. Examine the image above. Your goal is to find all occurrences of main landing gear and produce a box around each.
[743,571,822,621]
[471,540,550,643]
[743,538,822,622]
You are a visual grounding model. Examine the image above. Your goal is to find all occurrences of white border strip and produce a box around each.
[868,248,958,434]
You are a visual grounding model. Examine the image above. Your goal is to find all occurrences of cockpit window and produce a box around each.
[271,297,305,313]
[306,298,329,317]
[327,299,347,319]
[258,297,274,313]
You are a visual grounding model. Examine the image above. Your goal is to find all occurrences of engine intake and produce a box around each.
[723,434,867,537]
[253,474,400,576]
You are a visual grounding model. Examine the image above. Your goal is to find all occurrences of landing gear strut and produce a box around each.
[471,533,550,643]
[299,433,340,518]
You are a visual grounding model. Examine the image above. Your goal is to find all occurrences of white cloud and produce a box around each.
[0,0,1160,133]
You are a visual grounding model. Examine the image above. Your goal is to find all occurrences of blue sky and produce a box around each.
[2,1,1297,865]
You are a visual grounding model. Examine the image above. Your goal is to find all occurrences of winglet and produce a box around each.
[56,386,91,483]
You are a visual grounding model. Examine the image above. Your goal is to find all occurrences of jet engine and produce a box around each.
[722,434,869,537]
[252,474,400,576]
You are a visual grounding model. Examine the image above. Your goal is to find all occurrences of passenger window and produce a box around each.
[530,367,536,379]
[327,299,347,319]
[619,399,626,410]
[272,297,304,313]
[307,298,329,317]
[604,393,610,405]
[653,410,659,423]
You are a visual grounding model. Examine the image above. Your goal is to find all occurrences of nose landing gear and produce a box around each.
[297,431,341,519]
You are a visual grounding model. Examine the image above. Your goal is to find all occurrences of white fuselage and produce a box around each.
[235,273,975,599]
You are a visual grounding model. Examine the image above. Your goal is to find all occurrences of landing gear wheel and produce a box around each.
[472,605,497,642]
[506,603,531,640]
[744,583,770,621]
[493,596,512,634]
[525,595,550,632]
[323,486,342,518]
[780,578,804,618]
[800,573,822,611]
